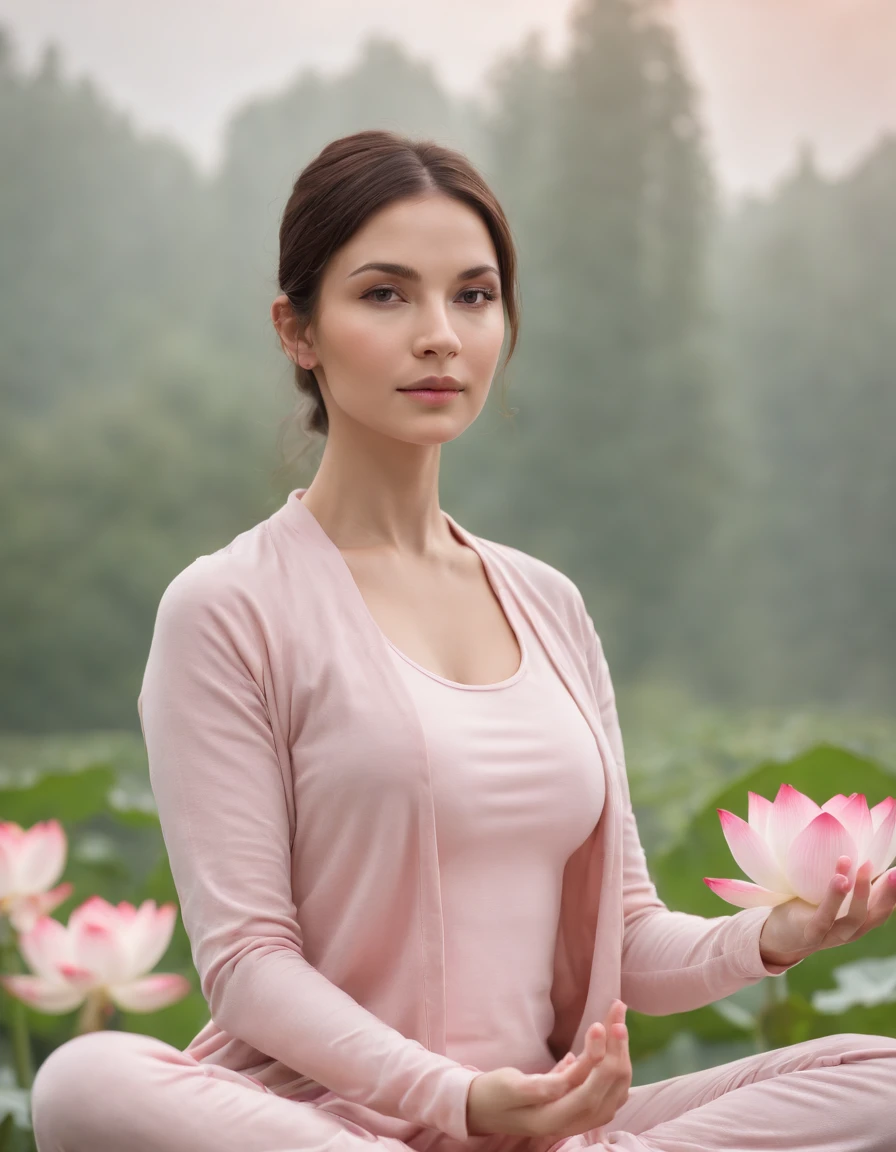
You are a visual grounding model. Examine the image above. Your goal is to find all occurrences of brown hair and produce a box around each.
[274,129,520,468]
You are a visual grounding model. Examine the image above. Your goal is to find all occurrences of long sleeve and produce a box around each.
[137,559,478,1140]
[582,610,803,1017]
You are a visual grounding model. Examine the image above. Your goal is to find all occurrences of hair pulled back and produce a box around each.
[276,129,520,445]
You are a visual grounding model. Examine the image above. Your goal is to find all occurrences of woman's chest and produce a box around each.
[282,598,604,874]
[394,645,606,868]
[338,544,522,687]
[271,546,605,887]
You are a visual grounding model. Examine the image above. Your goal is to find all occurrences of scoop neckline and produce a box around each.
[283,488,529,691]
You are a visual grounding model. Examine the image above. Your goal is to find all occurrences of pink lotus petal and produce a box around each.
[125,903,177,976]
[835,794,872,861]
[0,974,85,1014]
[0,824,25,851]
[18,821,67,892]
[7,897,46,936]
[108,973,191,1013]
[769,785,822,866]
[821,794,853,821]
[747,792,774,839]
[56,963,101,992]
[0,837,13,897]
[870,799,896,868]
[8,883,75,934]
[703,877,793,908]
[37,882,74,914]
[67,896,119,937]
[5,901,34,936]
[785,811,857,905]
[871,797,896,832]
[866,803,896,877]
[71,919,128,985]
[18,916,72,981]
[718,809,789,893]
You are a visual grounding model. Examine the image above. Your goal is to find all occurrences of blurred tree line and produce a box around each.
[0,0,893,733]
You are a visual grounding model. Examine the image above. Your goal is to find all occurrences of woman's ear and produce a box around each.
[271,294,318,369]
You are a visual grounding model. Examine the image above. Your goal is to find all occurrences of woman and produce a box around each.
[31,130,896,1152]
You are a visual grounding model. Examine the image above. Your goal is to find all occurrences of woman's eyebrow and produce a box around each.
[346,261,499,282]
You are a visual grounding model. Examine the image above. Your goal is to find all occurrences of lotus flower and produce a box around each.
[0,896,190,1025]
[0,820,74,933]
[704,784,896,910]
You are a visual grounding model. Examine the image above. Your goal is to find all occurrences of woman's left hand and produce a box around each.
[758,856,896,968]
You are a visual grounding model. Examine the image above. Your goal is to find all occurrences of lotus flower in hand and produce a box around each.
[705,784,896,966]
[0,896,190,1030]
[705,785,896,909]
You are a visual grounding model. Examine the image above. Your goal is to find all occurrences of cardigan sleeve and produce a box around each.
[138,559,479,1141]
[582,608,803,1016]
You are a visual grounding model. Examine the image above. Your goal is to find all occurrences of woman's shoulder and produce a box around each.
[469,528,588,611]
[152,512,302,637]
[159,517,264,591]
[141,509,329,700]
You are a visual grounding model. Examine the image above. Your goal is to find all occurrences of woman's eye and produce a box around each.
[459,288,497,306]
[361,287,498,306]
[365,287,400,303]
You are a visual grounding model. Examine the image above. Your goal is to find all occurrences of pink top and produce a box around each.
[384,543,605,1075]
[137,488,801,1145]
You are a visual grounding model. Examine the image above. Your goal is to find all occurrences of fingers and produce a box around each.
[524,1041,596,1103]
[585,1001,630,1107]
[529,1025,606,1102]
[809,857,873,947]
[834,859,872,935]
[520,1000,630,1125]
[866,867,896,930]
[804,860,853,946]
[548,1002,630,1122]
[611,1011,632,1104]
[562,1021,607,1088]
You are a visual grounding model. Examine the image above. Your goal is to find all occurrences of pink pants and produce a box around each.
[31,1028,896,1152]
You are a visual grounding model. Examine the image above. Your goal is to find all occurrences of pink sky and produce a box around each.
[0,0,892,199]
[673,0,896,196]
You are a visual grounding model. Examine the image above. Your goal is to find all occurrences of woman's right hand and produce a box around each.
[465,1000,632,1138]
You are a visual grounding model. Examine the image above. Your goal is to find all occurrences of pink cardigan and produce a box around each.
[137,488,794,1143]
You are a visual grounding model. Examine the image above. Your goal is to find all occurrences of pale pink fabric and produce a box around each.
[385,577,606,1075]
[29,488,896,1149]
[31,1002,896,1151]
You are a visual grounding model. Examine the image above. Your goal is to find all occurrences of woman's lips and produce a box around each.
[399,388,462,405]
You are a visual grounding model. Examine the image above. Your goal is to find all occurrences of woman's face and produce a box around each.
[292,191,506,446]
